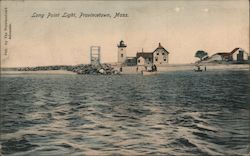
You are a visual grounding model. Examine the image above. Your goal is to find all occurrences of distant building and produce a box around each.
[136,43,169,66]
[210,53,232,62]
[153,43,170,65]
[136,51,153,66]
[125,57,137,66]
[207,48,248,63]
[232,48,248,62]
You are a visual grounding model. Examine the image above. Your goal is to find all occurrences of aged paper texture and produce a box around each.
[0,0,249,155]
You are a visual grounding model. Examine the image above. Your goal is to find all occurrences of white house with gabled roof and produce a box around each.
[136,43,170,66]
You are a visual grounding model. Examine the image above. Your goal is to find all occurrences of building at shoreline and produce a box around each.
[204,48,249,63]
[136,43,169,66]
[117,40,170,66]
[136,51,153,66]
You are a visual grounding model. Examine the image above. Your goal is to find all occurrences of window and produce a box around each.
[162,53,165,55]
[138,60,140,63]
[157,53,159,55]
[164,58,167,61]
[155,58,158,61]
[121,54,123,57]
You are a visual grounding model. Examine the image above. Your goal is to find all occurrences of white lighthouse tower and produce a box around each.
[117,40,127,64]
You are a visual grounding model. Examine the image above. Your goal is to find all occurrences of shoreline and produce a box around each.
[0,70,76,75]
[117,64,250,74]
[1,64,249,75]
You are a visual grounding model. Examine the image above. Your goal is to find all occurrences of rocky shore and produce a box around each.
[16,64,119,75]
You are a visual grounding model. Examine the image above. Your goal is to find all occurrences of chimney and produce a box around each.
[158,42,163,48]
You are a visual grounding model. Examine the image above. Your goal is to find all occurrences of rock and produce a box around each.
[113,70,120,74]
[98,68,106,74]
[16,63,120,75]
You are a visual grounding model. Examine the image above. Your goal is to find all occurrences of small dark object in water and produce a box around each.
[194,69,203,72]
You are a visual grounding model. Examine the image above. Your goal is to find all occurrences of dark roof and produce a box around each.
[126,57,137,60]
[153,43,169,54]
[214,48,241,56]
[215,52,231,56]
[136,52,153,59]
[117,40,127,48]
[230,48,240,54]
[136,42,169,59]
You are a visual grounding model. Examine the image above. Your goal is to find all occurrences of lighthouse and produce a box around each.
[117,40,127,64]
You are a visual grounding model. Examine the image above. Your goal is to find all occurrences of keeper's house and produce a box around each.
[136,43,169,66]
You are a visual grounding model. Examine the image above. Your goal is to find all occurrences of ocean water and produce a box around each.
[0,70,249,155]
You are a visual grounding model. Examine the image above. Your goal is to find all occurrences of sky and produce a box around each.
[1,0,249,67]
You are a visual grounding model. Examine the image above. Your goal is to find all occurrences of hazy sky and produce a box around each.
[1,0,249,67]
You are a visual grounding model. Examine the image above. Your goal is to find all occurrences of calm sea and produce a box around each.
[0,70,249,155]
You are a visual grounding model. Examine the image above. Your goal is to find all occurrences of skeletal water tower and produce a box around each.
[90,46,101,65]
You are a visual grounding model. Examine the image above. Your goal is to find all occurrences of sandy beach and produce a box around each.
[158,64,250,72]
[116,64,250,74]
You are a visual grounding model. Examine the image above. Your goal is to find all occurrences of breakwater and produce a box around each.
[16,64,119,75]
